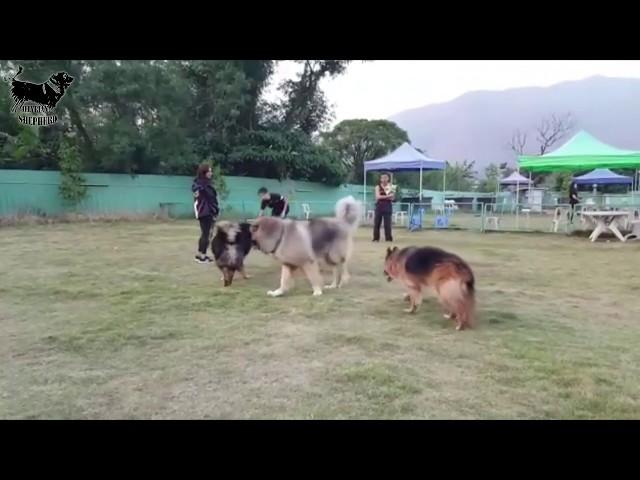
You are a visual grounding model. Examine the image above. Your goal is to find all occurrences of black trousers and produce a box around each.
[569,203,578,222]
[272,206,290,218]
[198,215,214,255]
[373,210,393,241]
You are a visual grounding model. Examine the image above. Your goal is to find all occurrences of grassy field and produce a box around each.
[1,220,639,419]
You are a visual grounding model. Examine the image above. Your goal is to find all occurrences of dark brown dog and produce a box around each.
[384,246,476,330]
[211,221,253,286]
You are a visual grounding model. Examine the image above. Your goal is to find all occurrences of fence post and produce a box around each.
[480,203,486,233]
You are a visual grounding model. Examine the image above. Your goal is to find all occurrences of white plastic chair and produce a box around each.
[484,204,500,230]
[624,209,640,241]
[393,211,407,226]
[621,208,639,230]
[301,203,311,220]
[366,210,375,224]
[551,207,569,233]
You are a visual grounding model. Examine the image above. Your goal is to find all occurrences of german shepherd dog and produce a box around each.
[9,66,74,112]
[384,246,476,330]
[251,196,362,297]
[211,221,253,286]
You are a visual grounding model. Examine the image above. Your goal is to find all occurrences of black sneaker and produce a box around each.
[195,255,213,264]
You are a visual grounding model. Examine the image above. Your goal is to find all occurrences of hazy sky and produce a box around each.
[265,60,640,126]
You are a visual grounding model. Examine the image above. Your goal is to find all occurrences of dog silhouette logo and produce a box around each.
[7,65,74,126]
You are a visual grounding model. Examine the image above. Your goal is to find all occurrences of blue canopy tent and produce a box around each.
[573,168,633,186]
[363,143,446,207]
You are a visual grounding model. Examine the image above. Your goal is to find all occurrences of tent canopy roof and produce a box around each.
[500,171,533,185]
[573,168,633,185]
[518,130,640,172]
[364,143,446,172]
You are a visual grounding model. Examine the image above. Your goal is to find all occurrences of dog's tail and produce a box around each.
[335,195,362,229]
[438,268,476,330]
[5,66,23,89]
[8,66,23,82]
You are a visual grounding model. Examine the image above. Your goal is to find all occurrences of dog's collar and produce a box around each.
[46,80,60,95]
[268,230,284,254]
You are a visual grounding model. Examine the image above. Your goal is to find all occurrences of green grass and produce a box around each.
[1,220,639,419]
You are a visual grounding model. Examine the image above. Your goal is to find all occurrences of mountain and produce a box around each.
[388,76,640,176]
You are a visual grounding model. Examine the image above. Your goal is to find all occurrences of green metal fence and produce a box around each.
[0,169,368,219]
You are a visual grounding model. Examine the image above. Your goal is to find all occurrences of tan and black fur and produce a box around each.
[211,221,253,286]
[384,246,476,330]
[251,196,361,297]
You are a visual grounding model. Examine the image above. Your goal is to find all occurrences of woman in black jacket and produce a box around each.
[192,163,220,263]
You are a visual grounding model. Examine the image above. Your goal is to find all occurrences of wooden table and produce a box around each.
[581,211,629,242]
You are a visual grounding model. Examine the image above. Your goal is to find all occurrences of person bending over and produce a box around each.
[258,187,289,218]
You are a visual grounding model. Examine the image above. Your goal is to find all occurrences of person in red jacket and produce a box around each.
[191,163,220,263]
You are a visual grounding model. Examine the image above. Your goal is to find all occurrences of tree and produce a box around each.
[507,112,574,185]
[228,128,348,185]
[443,160,477,191]
[58,139,87,206]
[478,162,514,192]
[279,61,351,135]
[508,113,574,158]
[480,163,500,193]
[536,113,574,155]
[0,59,352,186]
[320,119,409,183]
[552,172,574,193]
[508,129,527,156]
[412,160,477,192]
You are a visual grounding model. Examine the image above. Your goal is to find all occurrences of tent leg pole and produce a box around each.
[442,166,446,195]
[419,166,423,202]
[516,169,520,230]
[363,171,367,221]
[442,166,446,214]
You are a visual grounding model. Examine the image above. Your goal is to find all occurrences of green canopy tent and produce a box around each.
[519,130,640,200]
[519,130,640,173]
[516,130,640,224]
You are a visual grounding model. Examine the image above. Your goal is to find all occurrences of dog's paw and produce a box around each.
[443,313,452,319]
[403,307,416,314]
[312,289,323,296]
[267,289,284,297]
[242,274,253,279]
[324,283,337,289]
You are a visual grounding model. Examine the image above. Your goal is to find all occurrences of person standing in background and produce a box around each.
[373,173,395,242]
[192,163,219,263]
[569,181,580,223]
